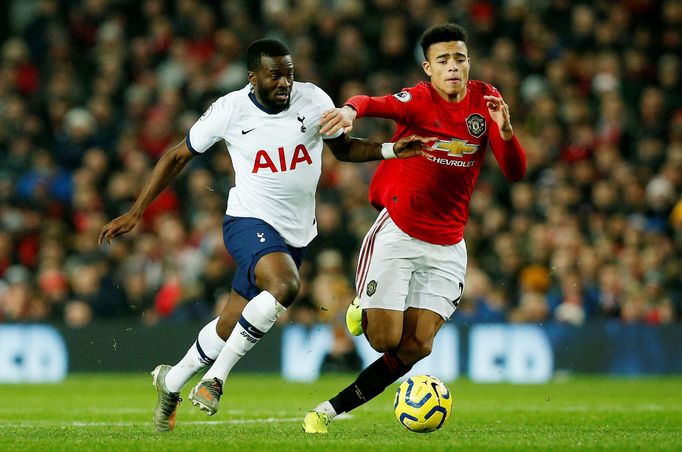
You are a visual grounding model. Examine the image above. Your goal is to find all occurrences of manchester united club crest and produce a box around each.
[366,280,377,297]
[466,113,486,138]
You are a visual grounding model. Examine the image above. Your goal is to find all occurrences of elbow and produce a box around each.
[507,151,527,181]
[165,148,192,171]
[510,168,526,182]
[332,152,352,162]
[496,139,527,182]
[328,146,352,162]
[505,162,526,182]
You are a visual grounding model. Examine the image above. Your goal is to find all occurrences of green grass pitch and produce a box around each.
[1,374,681,451]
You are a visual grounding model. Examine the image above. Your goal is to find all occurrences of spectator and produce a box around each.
[0,1,679,328]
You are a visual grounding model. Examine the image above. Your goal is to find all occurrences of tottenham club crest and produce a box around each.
[297,114,306,132]
[366,280,377,297]
[393,91,412,103]
[466,113,486,138]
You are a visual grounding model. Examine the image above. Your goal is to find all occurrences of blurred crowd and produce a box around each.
[0,0,680,333]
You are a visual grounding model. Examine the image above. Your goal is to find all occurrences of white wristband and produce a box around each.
[381,142,397,159]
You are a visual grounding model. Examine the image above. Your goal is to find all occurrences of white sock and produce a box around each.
[202,291,286,382]
[165,317,225,392]
[314,401,337,419]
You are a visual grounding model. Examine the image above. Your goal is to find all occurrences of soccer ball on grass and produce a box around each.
[394,375,452,433]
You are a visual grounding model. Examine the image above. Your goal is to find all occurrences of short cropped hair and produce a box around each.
[419,24,467,59]
[246,39,291,71]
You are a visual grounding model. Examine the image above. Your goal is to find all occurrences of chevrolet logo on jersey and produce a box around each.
[432,139,479,157]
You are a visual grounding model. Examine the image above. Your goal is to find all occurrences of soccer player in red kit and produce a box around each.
[303,23,526,433]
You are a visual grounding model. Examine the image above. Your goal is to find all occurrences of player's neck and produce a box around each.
[248,92,288,114]
[431,83,467,103]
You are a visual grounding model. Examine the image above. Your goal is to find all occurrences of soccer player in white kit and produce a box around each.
[98,39,433,432]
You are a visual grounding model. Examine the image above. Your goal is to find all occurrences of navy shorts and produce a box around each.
[222,215,305,300]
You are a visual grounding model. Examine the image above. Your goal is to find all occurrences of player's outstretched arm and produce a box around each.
[98,140,195,244]
[320,92,413,136]
[326,134,436,162]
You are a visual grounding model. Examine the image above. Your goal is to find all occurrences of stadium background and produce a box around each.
[0,0,681,381]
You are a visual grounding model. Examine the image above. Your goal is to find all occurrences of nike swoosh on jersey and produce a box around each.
[242,128,256,134]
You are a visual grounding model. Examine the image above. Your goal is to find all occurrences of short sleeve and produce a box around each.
[313,85,343,140]
[187,96,233,154]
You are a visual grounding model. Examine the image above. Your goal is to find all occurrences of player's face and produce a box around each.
[249,55,294,112]
[422,41,470,102]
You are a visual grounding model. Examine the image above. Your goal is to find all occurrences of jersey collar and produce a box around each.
[426,81,469,109]
[248,92,291,115]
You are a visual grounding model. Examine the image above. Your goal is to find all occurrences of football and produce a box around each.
[394,375,452,433]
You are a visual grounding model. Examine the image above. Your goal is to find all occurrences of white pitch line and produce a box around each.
[185,417,302,425]
[0,408,297,415]
[0,414,353,428]
[66,418,302,427]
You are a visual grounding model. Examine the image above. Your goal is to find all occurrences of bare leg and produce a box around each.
[395,308,444,366]
[216,290,248,340]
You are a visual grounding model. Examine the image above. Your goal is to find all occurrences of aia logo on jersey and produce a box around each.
[466,113,486,138]
[252,144,312,173]
[432,139,479,157]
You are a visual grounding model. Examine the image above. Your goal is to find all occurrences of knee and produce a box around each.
[263,274,300,306]
[367,329,401,353]
[397,339,433,366]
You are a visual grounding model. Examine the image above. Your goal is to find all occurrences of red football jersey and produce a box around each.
[346,80,526,245]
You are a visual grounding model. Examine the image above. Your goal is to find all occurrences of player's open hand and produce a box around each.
[98,212,140,245]
[393,135,438,159]
[484,95,514,140]
[320,106,357,136]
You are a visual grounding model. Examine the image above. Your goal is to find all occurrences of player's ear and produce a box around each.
[247,71,256,89]
[422,61,432,77]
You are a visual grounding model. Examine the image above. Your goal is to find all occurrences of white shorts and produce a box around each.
[355,209,467,320]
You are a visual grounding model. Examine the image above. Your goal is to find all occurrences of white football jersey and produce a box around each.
[187,82,342,247]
